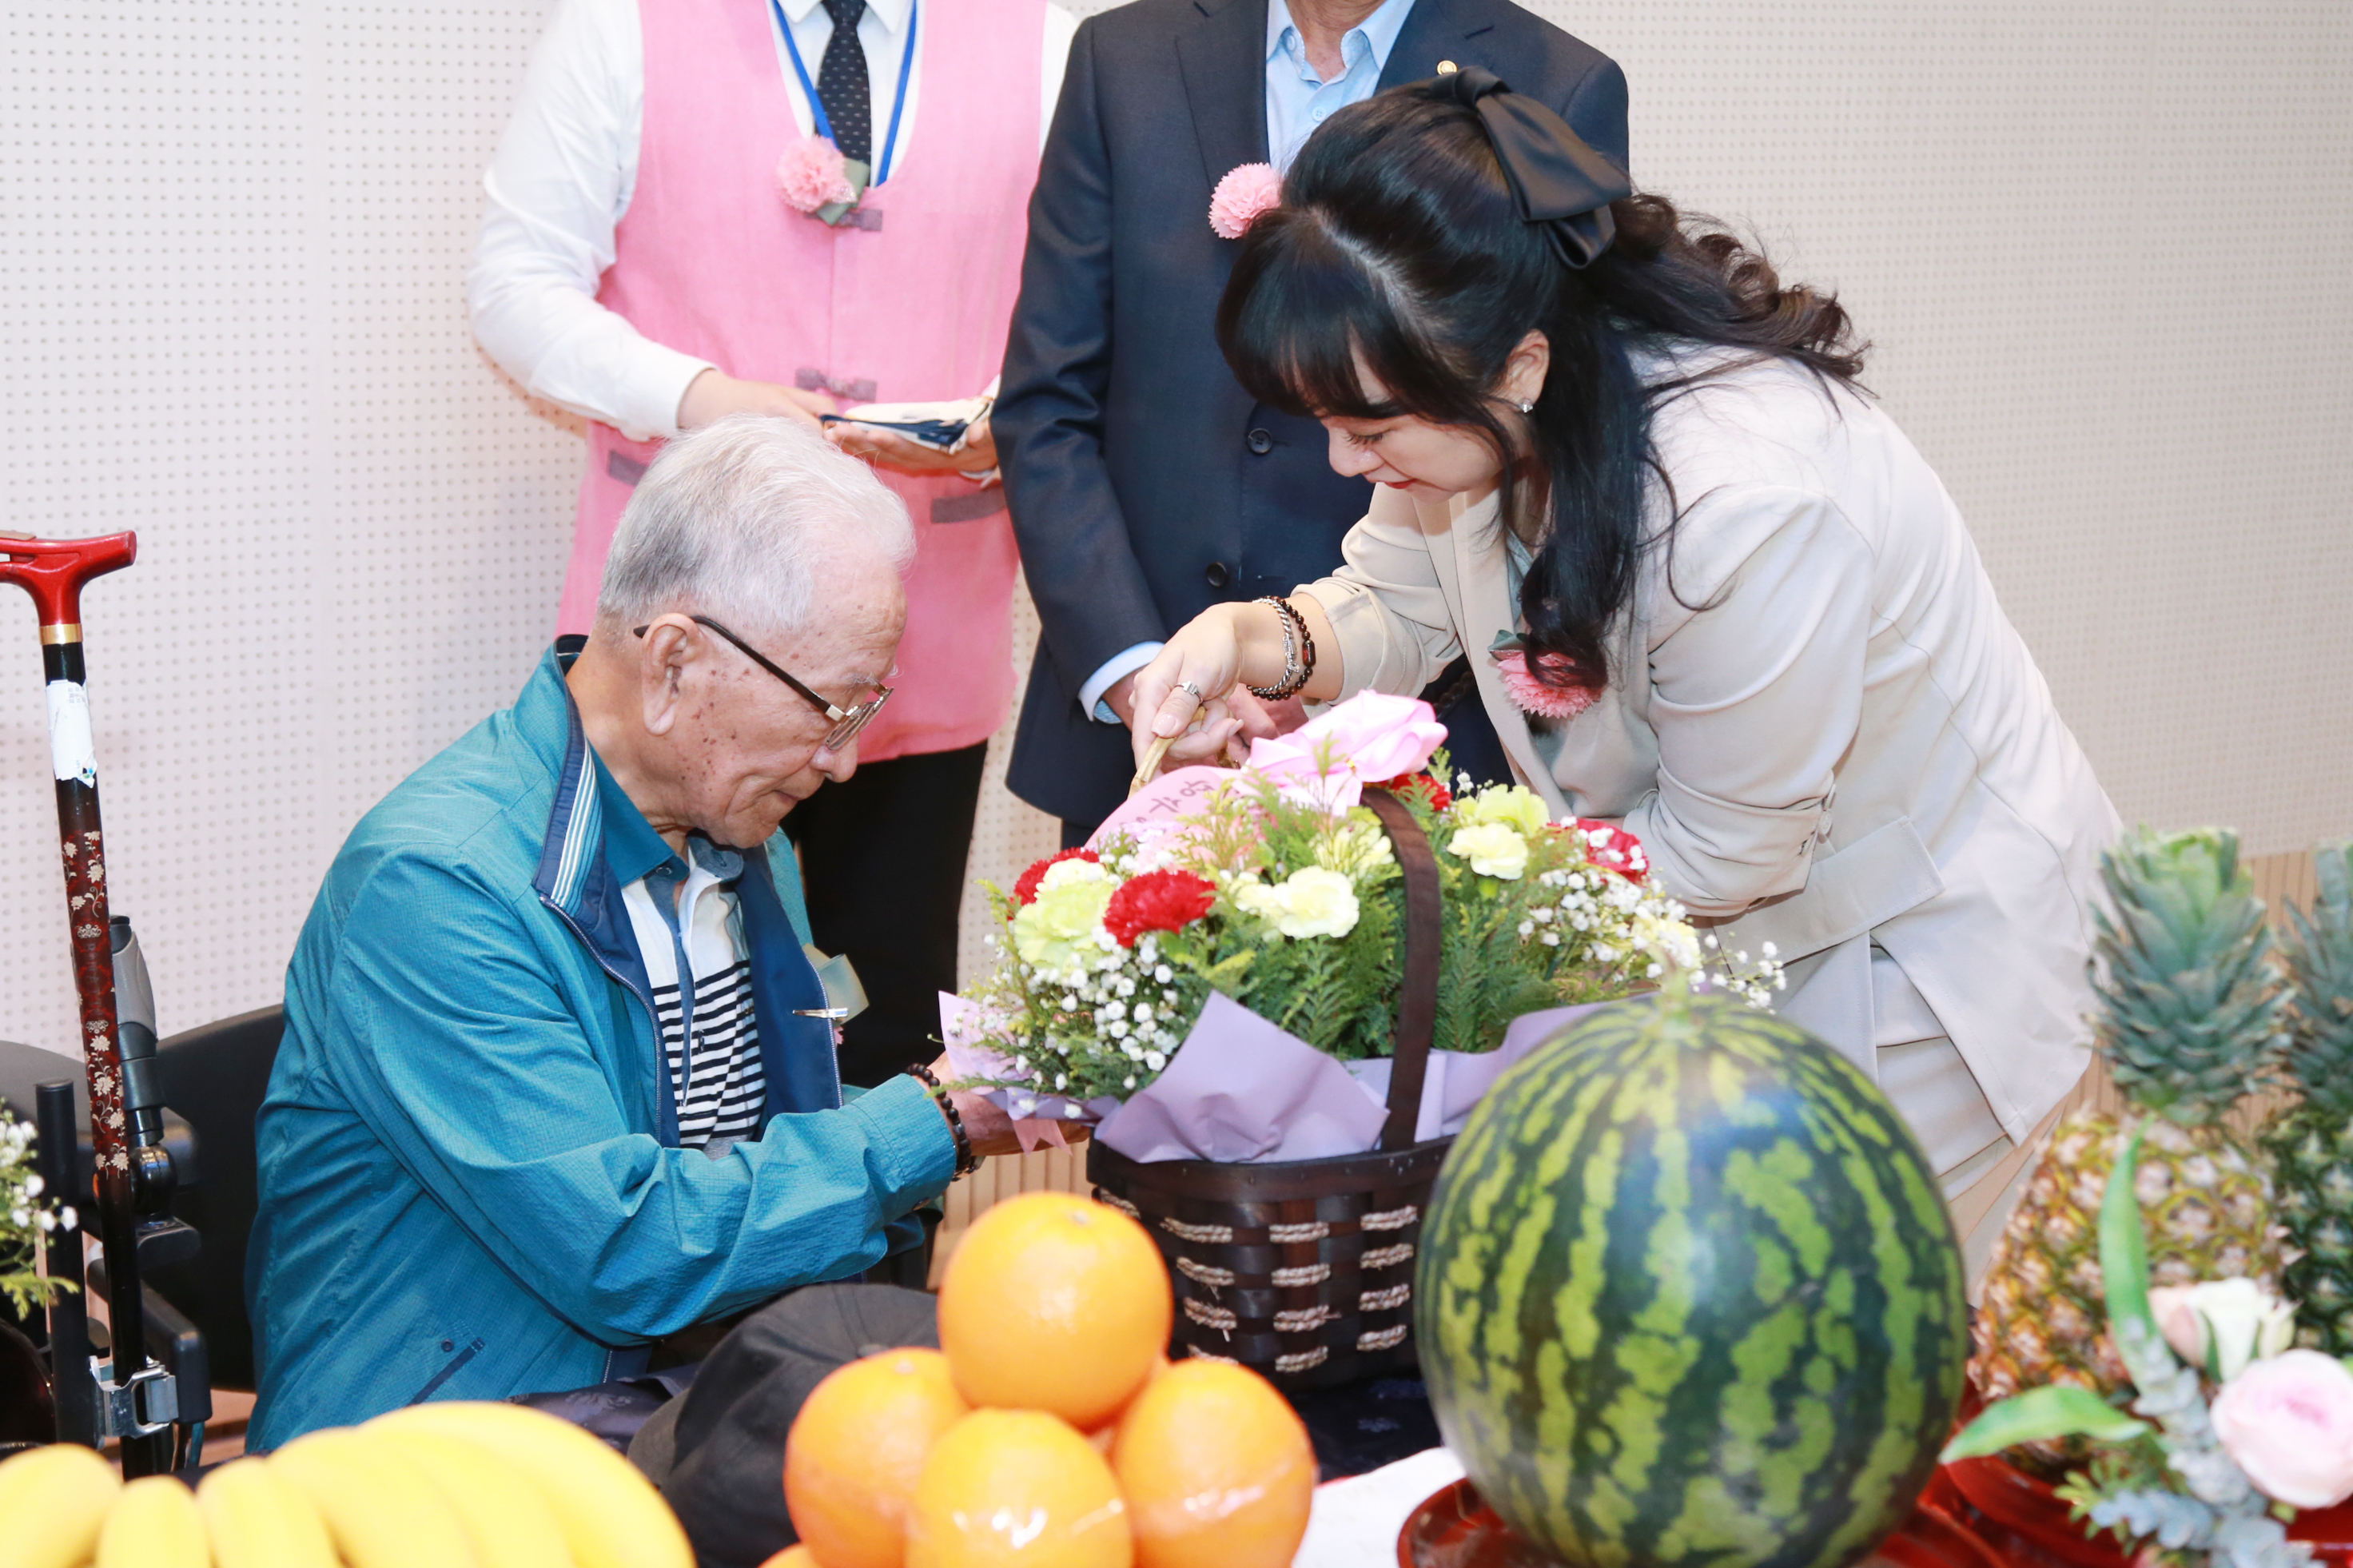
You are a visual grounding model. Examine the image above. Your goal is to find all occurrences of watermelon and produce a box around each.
[1417,989,1968,1568]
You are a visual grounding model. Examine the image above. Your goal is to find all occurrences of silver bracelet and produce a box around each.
[1244,596,1312,701]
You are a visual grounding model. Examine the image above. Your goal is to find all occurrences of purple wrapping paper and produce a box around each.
[942,989,1616,1164]
[1343,1002,1607,1144]
[1092,993,1390,1163]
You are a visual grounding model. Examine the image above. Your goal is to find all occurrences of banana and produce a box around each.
[0,1441,121,1568]
[194,1459,336,1568]
[367,1424,574,1568]
[369,1401,691,1568]
[97,1474,213,1568]
[269,1427,479,1568]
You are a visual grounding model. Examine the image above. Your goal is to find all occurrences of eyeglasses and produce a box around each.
[633,615,892,752]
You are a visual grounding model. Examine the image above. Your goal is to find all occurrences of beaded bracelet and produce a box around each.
[906,1062,981,1176]
[1244,595,1318,701]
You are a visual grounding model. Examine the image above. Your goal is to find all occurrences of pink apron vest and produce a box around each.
[562,0,1042,762]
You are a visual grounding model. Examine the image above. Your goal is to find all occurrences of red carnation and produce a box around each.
[1372,773,1453,813]
[1101,869,1218,947]
[1011,846,1098,906]
[1567,818,1649,884]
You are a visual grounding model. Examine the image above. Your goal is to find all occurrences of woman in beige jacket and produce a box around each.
[1129,72,2117,1271]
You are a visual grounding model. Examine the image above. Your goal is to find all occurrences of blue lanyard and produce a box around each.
[770,0,918,185]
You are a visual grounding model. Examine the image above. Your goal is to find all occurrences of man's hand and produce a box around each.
[677,368,836,431]
[927,1053,1026,1160]
[1222,687,1306,762]
[828,414,999,479]
[1103,671,1141,727]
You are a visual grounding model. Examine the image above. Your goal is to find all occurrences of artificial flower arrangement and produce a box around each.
[778,135,869,226]
[1945,1128,2353,1566]
[945,694,1782,1157]
[1,1108,72,1317]
[1208,162,1282,240]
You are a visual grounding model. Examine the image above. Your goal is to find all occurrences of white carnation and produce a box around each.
[1446,822,1530,881]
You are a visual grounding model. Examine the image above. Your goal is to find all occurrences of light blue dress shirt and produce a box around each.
[1077,0,1421,726]
[1264,0,1419,173]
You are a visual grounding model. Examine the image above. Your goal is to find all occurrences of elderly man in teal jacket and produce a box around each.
[246,417,1015,1449]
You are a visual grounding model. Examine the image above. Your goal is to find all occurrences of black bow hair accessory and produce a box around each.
[1431,65,1634,269]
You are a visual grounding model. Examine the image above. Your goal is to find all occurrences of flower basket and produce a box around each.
[950,695,1786,1379]
[1087,790,1451,1387]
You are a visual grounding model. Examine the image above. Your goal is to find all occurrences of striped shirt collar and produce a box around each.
[534,639,712,913]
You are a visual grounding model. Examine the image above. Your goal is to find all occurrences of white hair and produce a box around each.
[595,415,915,638]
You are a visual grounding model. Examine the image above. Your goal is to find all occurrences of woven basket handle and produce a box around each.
[1362,789,1441,1151]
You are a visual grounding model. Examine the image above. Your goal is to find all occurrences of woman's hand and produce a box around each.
[828,414,999,479]
[1129,598,1340,781]
[1129,607,1254,775]
[677,368,835,430]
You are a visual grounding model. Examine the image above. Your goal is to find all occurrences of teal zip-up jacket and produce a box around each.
[246,644,956,1450]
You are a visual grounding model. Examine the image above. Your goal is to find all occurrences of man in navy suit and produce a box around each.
[996,0,1629,840]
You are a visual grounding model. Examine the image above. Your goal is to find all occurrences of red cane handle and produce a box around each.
[0,531,139,628]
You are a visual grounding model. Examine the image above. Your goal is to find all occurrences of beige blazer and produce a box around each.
[1299,352,2118,1140]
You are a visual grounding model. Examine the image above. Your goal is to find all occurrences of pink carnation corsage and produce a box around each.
[1491,636,1599,722]
[777,134,862,219]
[1208,162,1283,240]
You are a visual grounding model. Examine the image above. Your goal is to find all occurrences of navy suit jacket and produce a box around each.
[994,0,1629,826]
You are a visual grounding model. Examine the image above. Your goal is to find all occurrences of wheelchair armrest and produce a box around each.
[83,1261,213,1427]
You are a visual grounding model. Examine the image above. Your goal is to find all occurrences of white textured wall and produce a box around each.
[1538,0,2353,854]
[2,0,2346,1059]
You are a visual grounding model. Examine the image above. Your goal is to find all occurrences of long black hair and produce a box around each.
[1216,83,1868,694]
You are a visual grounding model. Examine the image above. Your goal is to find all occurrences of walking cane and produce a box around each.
[1,530,184,1475]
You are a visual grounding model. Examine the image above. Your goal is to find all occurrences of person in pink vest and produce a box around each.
[472,0,1075,1086]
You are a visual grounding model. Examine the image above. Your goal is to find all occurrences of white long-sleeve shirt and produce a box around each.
[471,0,1076,443]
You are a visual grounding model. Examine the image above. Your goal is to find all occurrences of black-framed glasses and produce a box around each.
[634,614,892,751]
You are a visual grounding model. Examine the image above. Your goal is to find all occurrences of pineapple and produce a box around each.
[1972,827,2289,1470]
[2263,842,2353,1353]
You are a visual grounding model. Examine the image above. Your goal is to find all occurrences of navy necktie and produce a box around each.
[817,0,873,166]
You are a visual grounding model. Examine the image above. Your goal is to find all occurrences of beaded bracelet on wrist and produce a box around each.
[906,1063,981,1176]
[1245,595,1317,701]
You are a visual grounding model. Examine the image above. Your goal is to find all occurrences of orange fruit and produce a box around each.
[1084,1352,1173,1455]
[937,1192,1171,1428]
[1110,1360,1316,1568]
[906,1409,1133,1568]
[783,1348,971,1568]
[760,1550,819,1568]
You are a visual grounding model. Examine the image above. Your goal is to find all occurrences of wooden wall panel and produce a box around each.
[930,1141,1093,1288]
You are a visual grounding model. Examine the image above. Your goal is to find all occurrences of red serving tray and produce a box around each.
[1933,1455,2353,1567]
[1397,1477,2007,1568]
